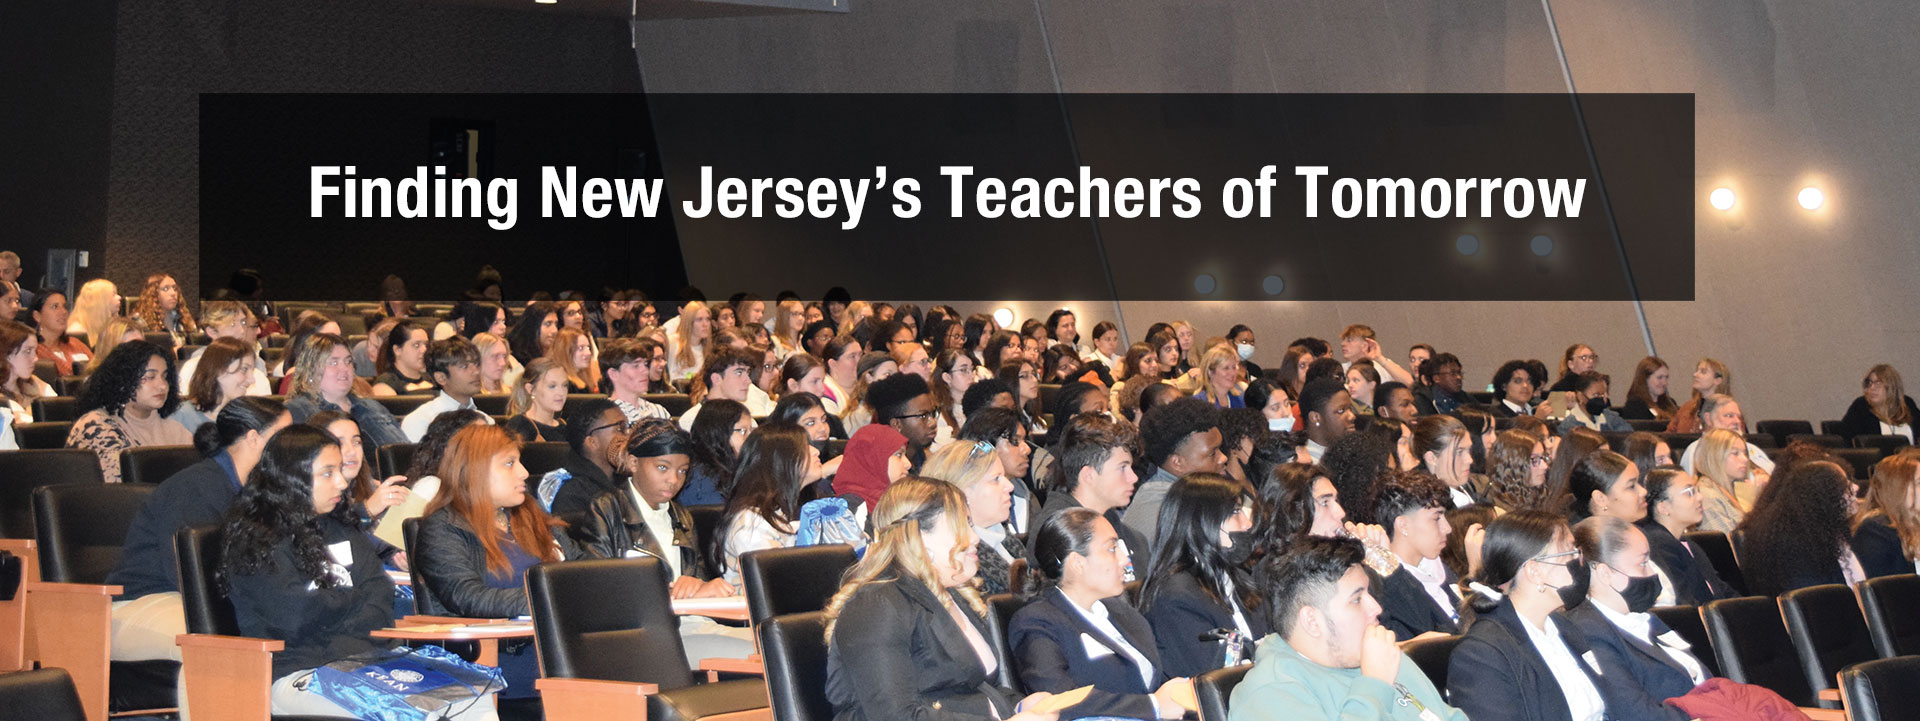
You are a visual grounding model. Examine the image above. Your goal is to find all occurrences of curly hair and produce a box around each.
[1322,428,1396,524]
[1139,396,1221,467]
[1486,429,1546,512]
[1256,462,1332,557]
[405,409,488,483]
[218,425,347,593]
[132,273,197,338]
[78,339,181,417]
[1737,460,1856,596]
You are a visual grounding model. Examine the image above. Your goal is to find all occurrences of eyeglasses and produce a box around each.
[1575,353,1599,363]
[894,410,936,422]
[1529,454,1550,467]
[586,420,630,436]
[1529,549,1582,568]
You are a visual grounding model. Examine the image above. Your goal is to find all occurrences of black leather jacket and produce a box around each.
[415,508,582,617]
[567,484,713,581]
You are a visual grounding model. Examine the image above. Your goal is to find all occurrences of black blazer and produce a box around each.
[1564,603,1696,721]
[1008,588,1166,720]
[1620,397,1675,422]
[1836,395,1920,440]
[1414,386,1475,416]
[1378,564,1462,641]
[1033,492,1148,582]
[1637,519,1738,603]
[1489,399,1534,419]
[1851,512,1916,579]
[1448,600,1613,721]
[1139,569,1268,678]
[415,509,581,617]
[826,570,1018,721]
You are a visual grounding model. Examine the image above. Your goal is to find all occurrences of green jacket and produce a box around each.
[1228,636,1468,721]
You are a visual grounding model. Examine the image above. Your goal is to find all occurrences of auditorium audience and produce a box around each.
[172,337,259,433]
[1,320,56,423]
[1322,429,1395,525]
[1037,414,1147,580]
[1414,415,1482,508]
[1737,459,1864,595]
[307,409,413,551]
[1636,467,1736,603]
[682,346,769,428]
[715,422,823,585]
[1563,517,1701,721]
[1852,453,1920,577]
[67,340,194,482]
[958,407,1038,535]
[1343,360,1379,417]
[130,273,197,346]
[30,290,93,376]
[1125,397,1225,545]
[679,398,753,506]
[370,320,433,396]
[1413,353,1472,416]
[505,300,559,366]
[1565,449,1647,524]
[821,334,862,414]
[1372,381,1419,424]
[1195,345,1246,409]
[1139,473,1266,677]
[921,439,1027,596]
[1666,358,1731,433]
[1484,429,1548,512]
[1688,429,1759,533]
[538,398,631,521]
[471,331,518,395]
[1618,431,1672,478]
[1838,364,1918,441]
[833,423,911,513]
[68,279,120,346]
[504,357,568,443]
[1542,428,1606,518]
[400,337,489,442]
[931,349,975,445]
[668,300,713,382]
[1489,360,1537,418]
[1246,378,1298,435]
[866,371,939,470]
[1372,471,1460,641]
[1554,372,1632,434]
[1622,357,1679,422]
[285,332,409,450]
[1298,378,1355,463]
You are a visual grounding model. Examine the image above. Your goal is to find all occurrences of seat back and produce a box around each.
[1820,420,1848,436]
[0,449,103,538]
[760,611,833,721]
[525,558,694,690]
[1193,663,1252,721]
[32,483,152,584]
[401,518,431,614]
[1859,574,1920,658]
[470,395,510,416]
[1754,420,1813,448]
[1703,596,1816,706]
[1787,433,1847,449]
[1852,434,1911,458]
[118,445,203,485]
[643,393,692,418]
[519,442,570,479]
[686,504,725,569]
[1840,655,1920,721]
[0,668,87,721]
[741,544,858,625]
[1833,448,1880,480]
[15,422,74,450]
[173,525,240,636]
[377,443,416,480]
[30,361,59,385]
[1781,584,1880,707]
[984,593,1025,693]
[1682,530,1747,595]
[30,397,78,423]
[1401,634,1463,694]
[1649,605,1718,676]
[371,395,435,418]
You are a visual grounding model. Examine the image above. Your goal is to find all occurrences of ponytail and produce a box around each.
[1465,509,1568,616]
[1022,508,1102,601]
[194,396,287,458]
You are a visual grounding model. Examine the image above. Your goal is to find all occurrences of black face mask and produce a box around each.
[1584,396,1610,417]
[1554,579,1588,610]
[1617,572,1662,613]
[1221,530,1256,566]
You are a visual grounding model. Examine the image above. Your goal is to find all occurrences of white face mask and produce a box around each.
[1237,343,1256,361]
[1268,416,1295,432]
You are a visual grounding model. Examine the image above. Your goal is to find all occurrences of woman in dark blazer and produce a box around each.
[1637,467,1740,601]
[1449,511,1621,721]
[1009,509,1189,720]
[1138,474,1268,678]
[1567,517,1702,721]
[824,478,1057,721]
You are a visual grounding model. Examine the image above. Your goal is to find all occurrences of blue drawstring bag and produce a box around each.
[794,495,868,553]
[304,644,505,721]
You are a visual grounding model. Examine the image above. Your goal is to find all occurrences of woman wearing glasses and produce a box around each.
[1562,516,1710,721]
[997,358,1047,434]
[1837,364,1919,442]
[1485,430,1551,513]
[1137,473,1266,678]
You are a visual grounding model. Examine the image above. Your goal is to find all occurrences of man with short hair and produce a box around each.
[0,252,30,309]
[1337,325,1415,384]
[1371,473,1460,641]
[1229,537,1466,721]
[177,300,270,394]
[678,346,764,430]
[540,398,631,521]
[1300,378,1356,463]
[401,336,490,442]
[1556,371,1632,434]
[599,337,669,424]
[1034,415,1148,581]
[1411,353,1472,416]
[1123,397,1225,544]
[868,372,937,470]
[961,378,1016,420]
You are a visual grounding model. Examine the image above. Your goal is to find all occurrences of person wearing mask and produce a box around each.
[1565,450,1648,525]
[715,423,824,585]
[537,398,633,522]
[171,337,261,433]
[1563,517,1703,721]
[1036,414,1149,581]
[1838,364,1919,442]
[1299,378,1356,463]
[30,290,93,376]
[66,340,195,482]
[1448,511,1615,721]
[1737,459,1865,596]
[505,358,569,443]
[825,478,1060,721]
[1411,353,1471,416]
[1666,358,1732,434]
[1414,415,1483,508]
[1124,397,1226,545]
[1636,467,1737,603]
[1228,536,1465,721]
[1011,509,1192,720]
[1227,324,1263,382]
[1246,378,1298,436]
[1554,372,1632,434]
[285,332,409,451]
[1489,360,1537,418]
[400,337,490,442]
[1372,472,1460,641]
[1621,357,1679,422]
[1139,473,1266,678]
[106,397,288,664]
[922,440,1027,596]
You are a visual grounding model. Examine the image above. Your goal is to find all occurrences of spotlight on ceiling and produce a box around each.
[1709,187,1736,211]
[1797,186,1824,211]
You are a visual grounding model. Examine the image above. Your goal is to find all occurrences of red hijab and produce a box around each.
[835,423,908,512]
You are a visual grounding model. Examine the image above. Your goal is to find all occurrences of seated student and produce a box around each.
[676,399,754,507]
[824,477,1059,721]
[546,327,598,394]
[370,321,434,396]
[1554,372,1633,434]
[864,371,939,473]
[1411,353,1472,416]
[401,336,491,442]
[1636,467,1736,604]
[66,340,195,483]
[1565,517,1705,721]
[1737,459,1865,596]
[1229,536,1467,721]
[220,426,499,719]
[1853,453,1920,577]
[599,337,670,424]
[958,407,1040,536]
[769,391,845,479]
[1414,415,1485,509]
[1565,449,1648,525]
[106,397,288,664]
[1125,397,1225,545]
[171,337,260,433]
[1489,360,1538,418]
[1675,394,1773,477]
[1216,408,1265,487]
[1298,378,1356,463]
[569,419,755,664]
[1010,509,1191,720]
[504,358,569,443]
[285,332,409,452]
[1449,511,1618,721]
[175,301,270,395]
[1483,430,1550,513]
[1251,459,1396,575]
[306,409,416,554]
[537,398,632,521]
[30,289,94,377]
[921,439,1027,596]
[1838,365,1920,442]
[1620,357,1679,422]
[679,345,765,430]
[473,331,521,396]
[1035,413,1149,583]
[1372,471,1461,641]
[715,422,824,585]
[1372,381,1419,425]
[1140,473,1267,678]
[372,410,488,547]
[1687,429,1761,533]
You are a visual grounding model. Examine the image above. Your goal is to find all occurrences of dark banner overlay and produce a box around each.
[200,93,1693,302]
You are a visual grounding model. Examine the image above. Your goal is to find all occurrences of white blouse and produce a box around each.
[1521,615,1606,721]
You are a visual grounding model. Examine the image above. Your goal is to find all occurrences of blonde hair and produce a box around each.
[919,441,1000,491]
[1867,365,1911,426]
[1199,345,1241,400]
[287,332,349,399]
[71,279,119,346]
[1866,454,1920,560]
[1694,358,1732,399]
[87,317,142,372]
[838,300,873,337]
[545,327,598,392]
[197,301,253,332]
[673,301,710,372]
[472,332,512,394]
[1170,320,1199,368]
[822,477,984,639]
[508,358,564,415]
[772,299,805,352]
[1693,429,1752,513]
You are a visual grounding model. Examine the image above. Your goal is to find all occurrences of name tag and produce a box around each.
[1581,650,1604,676]
[308,541,355,590]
